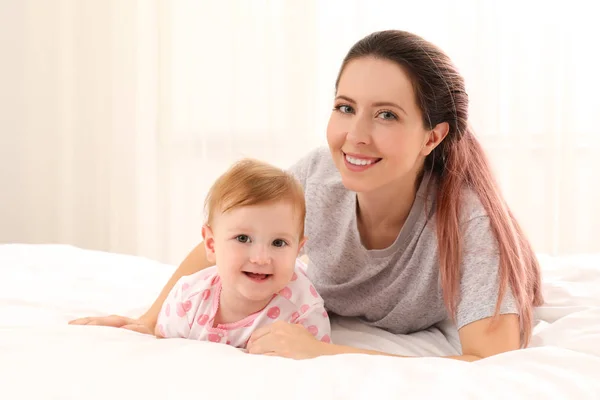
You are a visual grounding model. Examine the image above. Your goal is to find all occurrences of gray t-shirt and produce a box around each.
[289,147,517,334]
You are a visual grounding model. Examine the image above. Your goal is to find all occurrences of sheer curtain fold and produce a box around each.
[0,0,161,258]
[0,0,598,264]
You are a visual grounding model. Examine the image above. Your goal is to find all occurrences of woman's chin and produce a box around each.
[339,173,378,194]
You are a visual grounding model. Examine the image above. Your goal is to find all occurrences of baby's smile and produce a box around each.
[242,271,273,282]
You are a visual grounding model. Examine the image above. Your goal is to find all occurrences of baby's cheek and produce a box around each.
[214,248,240,276]
[215,264,235,285]
[283,261,297,283]
[272,255,297,291]
[272,266,292,287]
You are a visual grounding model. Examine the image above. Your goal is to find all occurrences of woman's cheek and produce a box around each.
[326,115,346,146]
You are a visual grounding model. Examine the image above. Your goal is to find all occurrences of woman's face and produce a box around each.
[326,56,443,194]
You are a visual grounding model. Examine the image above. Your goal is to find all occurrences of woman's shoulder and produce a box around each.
[459,187,489,224]
[425,175,489,225]
[287,146,339,187]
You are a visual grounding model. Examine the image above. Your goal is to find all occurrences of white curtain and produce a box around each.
[1,0,598,265]
[0,0,161,260]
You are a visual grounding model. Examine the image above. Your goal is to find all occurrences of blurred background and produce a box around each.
[1,0,598,265]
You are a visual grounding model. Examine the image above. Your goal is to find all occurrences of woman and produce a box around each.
[70,30,543,361]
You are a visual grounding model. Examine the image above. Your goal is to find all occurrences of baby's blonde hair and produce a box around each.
[204,159,306,238]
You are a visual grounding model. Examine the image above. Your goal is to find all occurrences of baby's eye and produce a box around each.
[236,235,250,243]
[272,239,287,248]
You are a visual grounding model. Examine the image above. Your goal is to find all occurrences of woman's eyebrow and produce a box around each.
[335,95,356,104]
[335,95,407,116]
[372,101,407,116]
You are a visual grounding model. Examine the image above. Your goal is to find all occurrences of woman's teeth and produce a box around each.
[345,154,379,166]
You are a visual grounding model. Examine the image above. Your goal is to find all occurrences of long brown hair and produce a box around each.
[336,30,543,345]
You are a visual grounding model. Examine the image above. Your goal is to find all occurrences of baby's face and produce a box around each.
[206,200,305,303]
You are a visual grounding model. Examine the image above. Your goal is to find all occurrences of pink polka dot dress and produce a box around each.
[156,260,332,348]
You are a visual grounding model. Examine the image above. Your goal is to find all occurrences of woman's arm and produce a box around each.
[138,242,213,327]
[247,314,520,361]
[321,314,520,361]
[69,242,214,329]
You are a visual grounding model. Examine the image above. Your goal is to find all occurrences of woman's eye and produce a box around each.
[272,239,287,248]
[236,235,250,243]
[377,111,397,120]
[335,104,354,114]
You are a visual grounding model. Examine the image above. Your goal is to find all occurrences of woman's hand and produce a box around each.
[246,321,329,359]
[68,315,155,336]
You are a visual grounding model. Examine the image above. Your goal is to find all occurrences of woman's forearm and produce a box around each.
[139,242,213,326]
[321,343,480,362]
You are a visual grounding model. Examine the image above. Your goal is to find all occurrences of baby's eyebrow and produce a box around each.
[225,227,252,234]
[273,233,296,241]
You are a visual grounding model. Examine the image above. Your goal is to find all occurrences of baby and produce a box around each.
[155,159,331,347]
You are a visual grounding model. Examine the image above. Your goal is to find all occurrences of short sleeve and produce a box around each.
[293,302,332,343]
[155,275,197,339]
[456,216,518,329]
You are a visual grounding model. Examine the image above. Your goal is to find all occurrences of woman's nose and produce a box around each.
[346,114,371,145]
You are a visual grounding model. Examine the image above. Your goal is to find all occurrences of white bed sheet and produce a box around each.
[0,244,599,399]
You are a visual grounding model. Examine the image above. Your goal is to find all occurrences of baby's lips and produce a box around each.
[243,271,272,275]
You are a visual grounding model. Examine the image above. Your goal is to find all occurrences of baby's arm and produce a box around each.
[155,275,198,339]
[295,303,332,343]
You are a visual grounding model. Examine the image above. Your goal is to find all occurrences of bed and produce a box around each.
[1,244,599,399]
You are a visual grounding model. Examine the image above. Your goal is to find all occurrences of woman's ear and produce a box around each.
[202,224,216,263]
[421,121,449,156]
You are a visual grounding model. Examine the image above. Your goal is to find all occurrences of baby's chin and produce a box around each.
[239,287,286,304]
[238,293,278,309]
[236,285,278,302]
